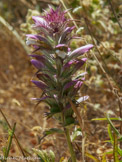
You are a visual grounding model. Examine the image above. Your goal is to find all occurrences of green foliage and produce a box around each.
[92,114,122,160]
[44,128,64,136]
[1,123,16,162]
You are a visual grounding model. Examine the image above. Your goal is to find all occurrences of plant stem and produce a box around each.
[64,127,76,162]
[0,108,28,162]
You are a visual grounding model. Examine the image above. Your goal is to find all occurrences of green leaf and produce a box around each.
[101,153,106,162]
[107,124,114,143]
[106,114,120,136]
[85,152,100,162]
[113,133,119,162]
[118,147,122,156]
[102,151,113,162]
[5,123,16,160]
[92,118,122,121]
[44,128,64,136]
[118,136,122,142]
[65,117,75,126]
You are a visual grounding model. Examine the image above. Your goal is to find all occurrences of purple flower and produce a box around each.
[29,54,45,61]
[68,44,93,60]
[32,7,68,36]
[73,58,87,71]
[31,80,47,90]
[74,81,83,89]
[63,60,76,70]
[26,6,94,127]
[31,59,44,69]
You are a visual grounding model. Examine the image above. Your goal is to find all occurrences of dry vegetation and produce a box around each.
[0,0,121,161]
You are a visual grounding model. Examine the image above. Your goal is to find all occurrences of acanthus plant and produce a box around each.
[26,6,93,161]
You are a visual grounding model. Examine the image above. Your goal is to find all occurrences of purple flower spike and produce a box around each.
[69,44,93,59]
[31,80,47,90]
[26,6,94,127]
[31,59,44,69]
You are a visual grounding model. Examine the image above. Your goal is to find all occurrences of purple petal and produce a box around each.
[69,44,93,59]
[74,58,87,71]
[31,59,44,69]
[26,34,50,45]
[29,54,45,61]
[56,44,68,48]
[59,26,75,43]
[32,16,48,27]
[63,60,76,70]
[37,73,50,80]
[74,81,83,89]
[64,79,79,90]
[31,80,47,90]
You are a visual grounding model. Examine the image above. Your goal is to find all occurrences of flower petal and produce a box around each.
[64,79,79,90]
[68,44,93,59]
[77,96,89,103]
[74,81,83,89]
[26,34,51,46]
[31,80,47,90]
[31,59,44,69]
[29,54,45,61]
[63,60,76,70]
[32,16,48,27]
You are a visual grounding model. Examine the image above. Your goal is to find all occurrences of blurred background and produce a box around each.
[0,0,121,161]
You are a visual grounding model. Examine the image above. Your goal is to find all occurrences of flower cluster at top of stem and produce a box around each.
[26,6,93,126]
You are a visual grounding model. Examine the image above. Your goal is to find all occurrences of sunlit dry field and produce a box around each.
[0,0,121,161]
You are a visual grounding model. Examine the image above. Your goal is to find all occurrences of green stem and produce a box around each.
[64,128,76,162]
